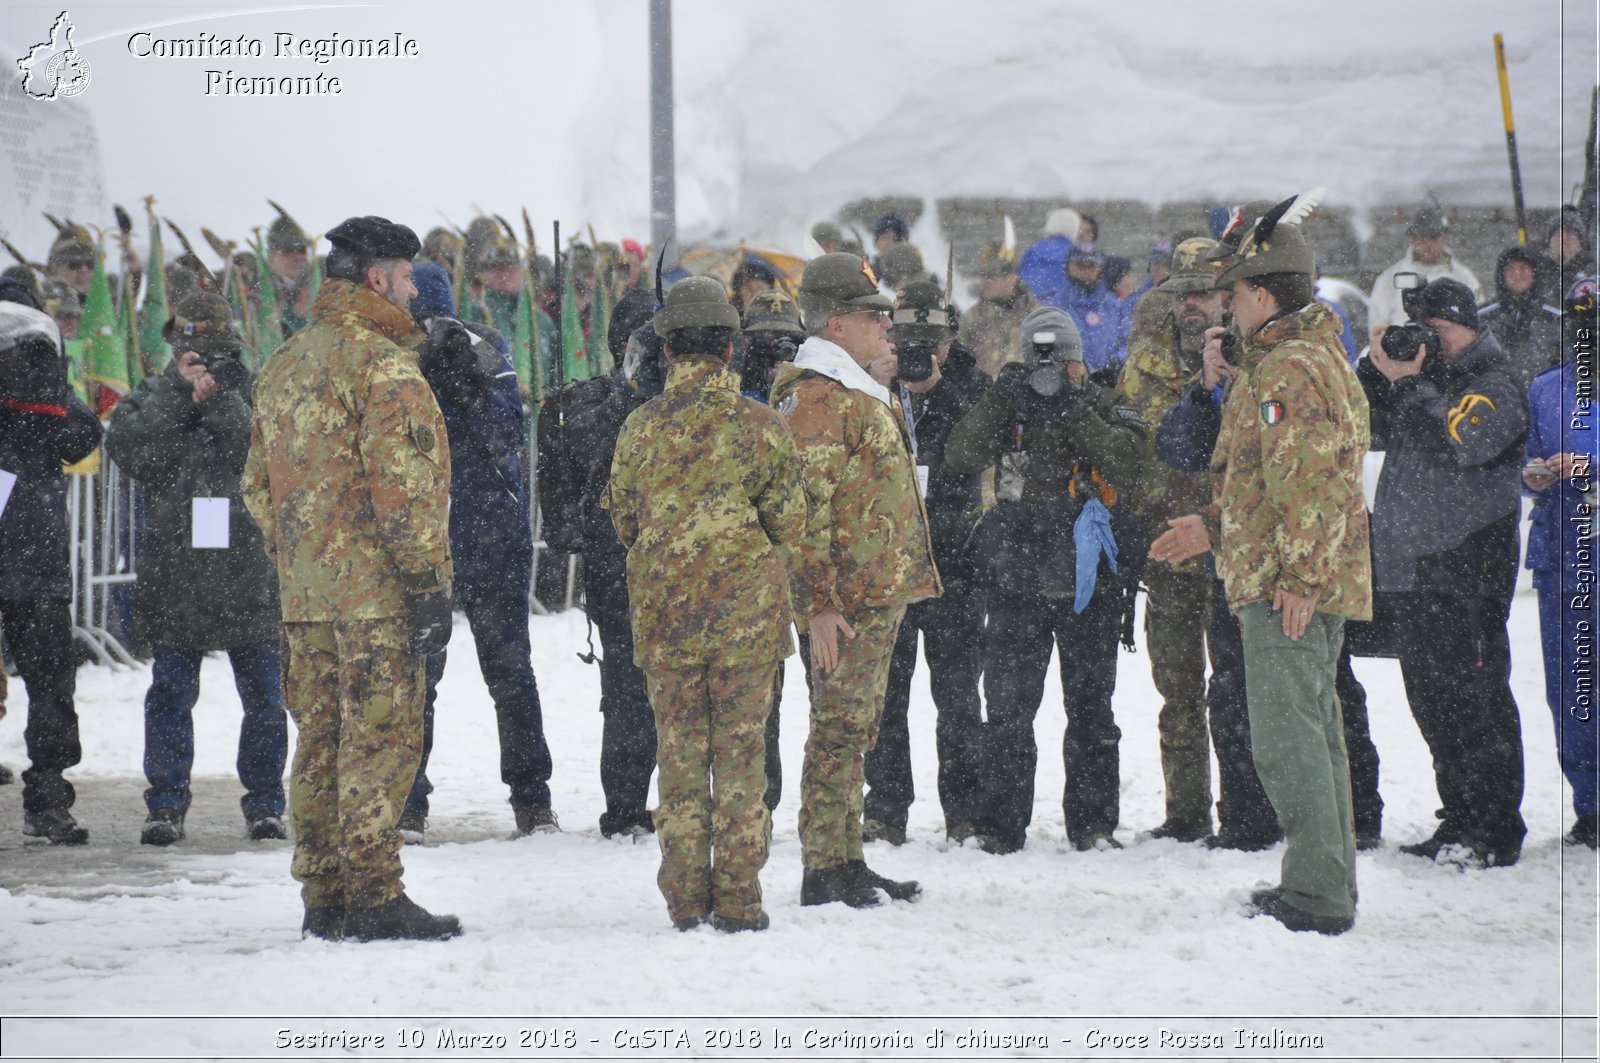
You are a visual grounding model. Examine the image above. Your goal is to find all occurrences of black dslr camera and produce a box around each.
[737,332,798,396]
[196,349,247,393]
[1029,331,1072,396]
[894,339,937,383]
[1380,272,1440,363]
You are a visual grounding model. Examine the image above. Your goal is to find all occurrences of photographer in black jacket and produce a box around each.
[1359,277,1528,867]
[0,300,102,844]
[862,282,990,845]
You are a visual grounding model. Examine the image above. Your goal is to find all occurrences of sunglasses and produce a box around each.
[62,259,94,271]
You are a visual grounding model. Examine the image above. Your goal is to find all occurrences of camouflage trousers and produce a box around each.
[644,657,778,924]
[1143,565,1214,827]
[798,604,904,870]
[281,619,425,911]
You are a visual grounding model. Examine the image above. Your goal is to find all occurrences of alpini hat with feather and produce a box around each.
[1213,188,1323,287]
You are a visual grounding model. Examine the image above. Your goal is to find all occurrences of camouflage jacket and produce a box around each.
[243,280,452,622]
[1117,313,1209,573]
[770,352,941,619]
[1207,301,1372,619]
[605,360,806,670]
[963,284,1038,379]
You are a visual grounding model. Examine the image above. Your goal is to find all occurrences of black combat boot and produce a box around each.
[1147,817,1211,843]
[710,911,770,933]
[302,907,345,941]
[1255,893,1354,936]
[139,809,185,847]
[24,808,89,845]
[343,894,462,941]
[800,865,881,908]
[844,859,921,901]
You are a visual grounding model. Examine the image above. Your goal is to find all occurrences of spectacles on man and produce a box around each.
[835,308,890,323]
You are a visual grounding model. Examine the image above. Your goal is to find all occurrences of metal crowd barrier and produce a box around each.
[65,455,139,667]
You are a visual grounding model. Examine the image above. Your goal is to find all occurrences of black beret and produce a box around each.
[326,215,421,260]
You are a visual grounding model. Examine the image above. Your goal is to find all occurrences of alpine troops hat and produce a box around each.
[652,276,741,336]
[797,253,893,317]
[162,291,244,353]
[891,280,959,342]
[1156,237,1223,294]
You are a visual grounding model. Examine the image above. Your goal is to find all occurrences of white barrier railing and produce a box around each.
[65,454,139,668]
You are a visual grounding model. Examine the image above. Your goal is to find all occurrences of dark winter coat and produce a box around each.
[0,393,101,599]
[903,346,990,594]
[1359,330,1527,594]
[561,374,647,619]
[1480,246,1564,394]
[104,364,278,648]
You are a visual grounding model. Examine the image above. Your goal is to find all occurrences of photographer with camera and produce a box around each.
[861,282,989,846]
[737,291,802,403]
[1359,276,1528,868]
[106,292,289,847]
[393,261,558,841]
[946,306,1146,854]
[0,300,102,844]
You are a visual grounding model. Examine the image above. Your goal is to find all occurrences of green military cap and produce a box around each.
[743,290,803,335]
[267,213,308,253]
[878,242,925,287]
[162,291,243,353]
[653,275,740,335]
[891,280,959,342]
[477,236,519,270]
[46,231,93,268]
[978,240,1019,277]
[811,220,844,247]
[1214,220,1315,287]
[797,252,893,317]
[1156,237,1223,294]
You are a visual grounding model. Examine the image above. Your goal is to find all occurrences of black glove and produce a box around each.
[405,588,453,656]
[992,362,1032,411]
[421,317,492,412]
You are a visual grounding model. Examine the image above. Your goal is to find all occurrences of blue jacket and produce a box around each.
[1019,235,1071,300]
[1525,359,1597,590]
[410,263,532,600]
[1039,278,1131,374]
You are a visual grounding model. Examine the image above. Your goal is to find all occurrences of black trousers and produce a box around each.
[593,605,657,834]
[1207,579,1384,840]
[977,585,1123,848]
[407,580,554,816]
[1395,589,1525,851]
[0,597,82,813]
[864,583,985,833]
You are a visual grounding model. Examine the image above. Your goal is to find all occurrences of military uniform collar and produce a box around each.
[663,358,737,394]
[311,279,422,345]
[1241,300,1338,363]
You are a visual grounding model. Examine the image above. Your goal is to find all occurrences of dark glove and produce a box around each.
[992,362,1032,411]
[0,338,70,406]
[421,317,492,412]
[405,588,453,656]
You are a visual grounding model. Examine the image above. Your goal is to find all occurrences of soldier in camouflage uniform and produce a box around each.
[243,216,460,943]
[963,240,1038,379]
[771,253,941,909]
[1117,238,1227,841]
[603,277,807,933]
[1151,207,1372,936]
[266,210,314,338]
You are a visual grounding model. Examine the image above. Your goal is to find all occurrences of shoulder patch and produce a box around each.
[1260,400,1285,426]
[411,421,437,454]
[1446,392,1496,444]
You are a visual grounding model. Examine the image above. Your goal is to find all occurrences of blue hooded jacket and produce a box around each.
[410,261,532,598]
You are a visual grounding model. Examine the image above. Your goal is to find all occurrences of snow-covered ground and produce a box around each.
[1,576,1595,1060]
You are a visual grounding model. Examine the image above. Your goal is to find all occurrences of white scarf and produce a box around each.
[792,336,893,408]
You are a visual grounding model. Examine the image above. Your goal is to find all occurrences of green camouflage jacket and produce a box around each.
[769,360,941,619]
[1117,313,1209,573]
[605,359,806,670]
[243,280,452,622]
[963,284,1038,379]
[1207,301,1372,619]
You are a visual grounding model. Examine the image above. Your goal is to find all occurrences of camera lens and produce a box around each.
[1029,363,1065,396]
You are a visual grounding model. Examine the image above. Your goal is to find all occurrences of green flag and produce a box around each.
[81,245,130,416]
[560,259,591,383]
[591,265,614,378]
[252,239,282,363]
[511,271,543,405]
[118,268,142,385]
[138,215,171,371]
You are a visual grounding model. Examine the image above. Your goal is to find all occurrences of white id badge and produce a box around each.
[192,497,231,549]
[0,468,16,521]
[916,465,930,499]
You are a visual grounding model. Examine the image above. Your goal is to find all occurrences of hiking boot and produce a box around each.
[0,764,13,785]
[975,833,1023,855]
[861,818,907,846]
[671,915,708,932]
[1567,813,1600,850]
[845,859,921,902]
[1399,827,1462,861]
[1147,817,1211,843]
[1442,836,1521,870]
[247,812,288,841]
[800,865,881,908]
[25,808,89,846]
[1253,893,1353,936]
[343,894,461,942]
[945,822,976,844]
[302,907,345,941]
[711,910,770,933]
[1073,831,1124,852]
[1245,886,1284,914]
[513,805,561,836]
[1204,827,1280,852]
[396,810,426,844]
[1355,830,1382,851]
[139,809,185,847]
